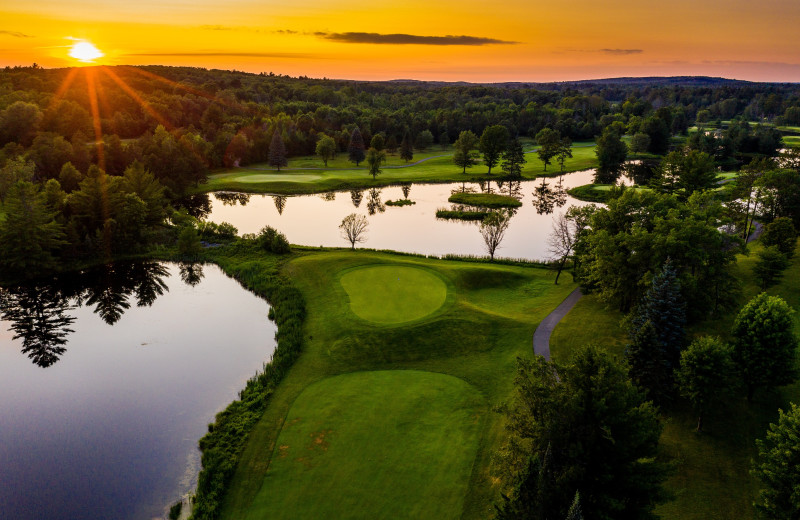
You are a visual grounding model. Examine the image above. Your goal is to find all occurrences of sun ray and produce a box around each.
[101,66,173,131]
[124,66,247,113]
[84,68,105,171]
[45,68,80,113]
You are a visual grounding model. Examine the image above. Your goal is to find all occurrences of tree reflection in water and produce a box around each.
[0,285,75,368]
[0,262,172,367]
[350,189,364,208]
[179,262,205,287]
[366,188,385,216]
[177,193,212,219]
[273,195,287,215]
[531,176,568,215]
[214,192,251,206]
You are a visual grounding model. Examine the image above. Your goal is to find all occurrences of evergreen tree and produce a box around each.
[499,347,669,519]
[731,293,798,400]
[400,131,413,163]
[0,181,66,277]
[753,403,800,519]
[501,137,526,178]
[626,259,686,402]
[753,246,790,290]
[564,492,583,520]
[268,131,288,170]
[348,127,366,166]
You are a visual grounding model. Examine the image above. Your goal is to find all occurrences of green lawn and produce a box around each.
[339,265,448,324]
[198,142,598,195]
[447,192,523,208]
[217,250,576,519]
[246,370,485,520]
[549,239,800,520]
[784,135,800,146]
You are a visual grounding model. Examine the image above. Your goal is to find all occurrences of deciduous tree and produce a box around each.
[675,336,734,432]
[480,125,510,174]
[315,134,337,167]
[753,403,800,519]
[339,213,368,249]
[348,127,366,166]
[480,210,511,260]
[453,130,479,173]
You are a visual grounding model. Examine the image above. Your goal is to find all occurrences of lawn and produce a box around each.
[447,192,523,208]
[245,370,485,520]
[549,238,800,520]
[198,142,598,195]
[216,250,576,520]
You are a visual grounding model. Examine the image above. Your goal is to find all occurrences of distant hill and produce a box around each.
[389,76,794,88]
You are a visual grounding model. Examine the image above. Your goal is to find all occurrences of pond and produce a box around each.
[205,169,630,261]
[0,262,276,520]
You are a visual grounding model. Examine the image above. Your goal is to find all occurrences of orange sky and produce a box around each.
[2,0,799,82]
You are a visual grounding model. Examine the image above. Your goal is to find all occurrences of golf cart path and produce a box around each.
[532,288,583,360]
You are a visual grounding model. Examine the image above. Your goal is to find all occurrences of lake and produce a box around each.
[0,262,276,520]
[205,169,630,261]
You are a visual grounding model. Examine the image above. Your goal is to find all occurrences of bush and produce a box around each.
[761,217,797,258]
[257,226,291,254]
[197,221,238,241]
[177,226,201,257]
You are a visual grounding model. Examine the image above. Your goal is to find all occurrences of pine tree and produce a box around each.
[625,258,686,401]
[400,131,413,163]
[0,181,66,277]
[348,127,366,166]
[268,131,288,170]
[564,491,583,520]
[501,137,526,178]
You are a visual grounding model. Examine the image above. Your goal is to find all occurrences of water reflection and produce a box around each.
[319,191,336,202]
[366,188,385,215]
[531,176,568,215]
[206,171,604,261]
[214,192,251,206]
[350,189,364,207]
[1,262,174,367]
[179,262,205,287]
[401,183,411,199]
[177,193,212,219]
[0,286,75,368]
[273,195,287,215]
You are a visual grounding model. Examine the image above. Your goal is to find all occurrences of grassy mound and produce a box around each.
[385,199,415,206]
[436,209,489,221]
[340,265,447,324]
[245,370,485,520]
[447,192,522,208]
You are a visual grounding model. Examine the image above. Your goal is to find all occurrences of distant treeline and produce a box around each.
[2,65,800,197]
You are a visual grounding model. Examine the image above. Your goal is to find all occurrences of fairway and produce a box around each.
[247,370,485,520]
[339,265,448,324]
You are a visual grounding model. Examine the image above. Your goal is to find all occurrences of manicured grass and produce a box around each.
[384,199,415,206]
[246,370,485,520]
[448,192,522,208]
[567,183,615,202]
[784,135,800,146]
[436,209,490,221]
[217,250,577,520]
[339,265,448,324]
[198,143,598,195]
[549,239,800,520]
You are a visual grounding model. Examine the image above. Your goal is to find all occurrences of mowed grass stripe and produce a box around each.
[339,265,448,324]
[247,370,485,520]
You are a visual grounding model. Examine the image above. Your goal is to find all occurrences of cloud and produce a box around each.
[600,48,643,55]
[126,51,321,59]
[318,32,516,46]
[0,30,34,38]
[274,29,298,35]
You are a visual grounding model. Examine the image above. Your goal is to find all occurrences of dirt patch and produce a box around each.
[308,429,333,452]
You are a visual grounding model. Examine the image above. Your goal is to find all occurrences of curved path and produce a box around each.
[532,288,583,360]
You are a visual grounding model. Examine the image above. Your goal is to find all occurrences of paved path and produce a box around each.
[532,288,583,360]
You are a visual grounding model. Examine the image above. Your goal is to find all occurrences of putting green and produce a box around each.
[222,173,323,183]
[339,265,447,324]
[246,370,485,520]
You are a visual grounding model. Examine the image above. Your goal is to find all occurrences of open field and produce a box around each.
[198,142,598,195]
[550,239,800,520]
[215,250,576,519]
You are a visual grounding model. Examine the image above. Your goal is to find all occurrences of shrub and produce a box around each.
[257,226,291,254]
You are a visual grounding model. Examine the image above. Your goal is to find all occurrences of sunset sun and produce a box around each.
[68,40,103,63]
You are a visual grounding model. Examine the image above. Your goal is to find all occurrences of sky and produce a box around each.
[1,0,799,82]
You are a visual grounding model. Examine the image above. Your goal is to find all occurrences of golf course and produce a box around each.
[198,141,599,195]
[206,249,576,519]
